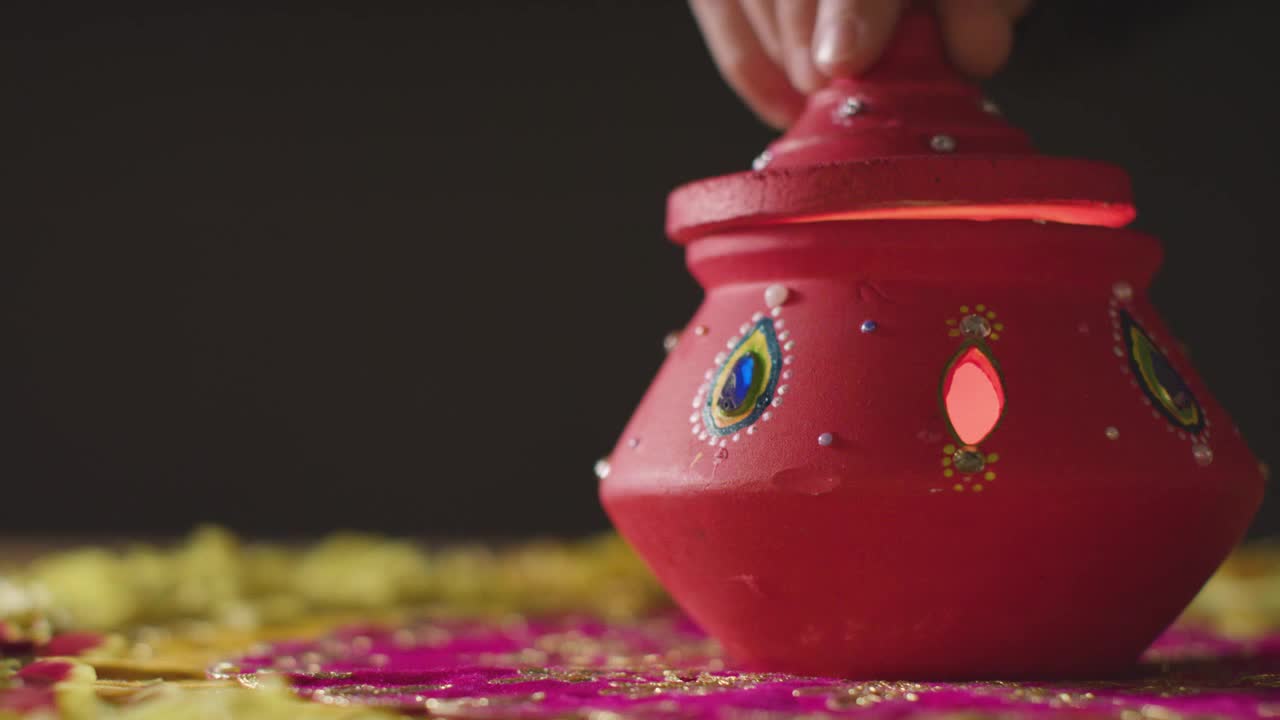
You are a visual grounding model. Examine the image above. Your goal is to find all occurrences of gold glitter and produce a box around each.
[694,325,709,336]
[973,484,984,492]
[984,471,996,481]
[953,484,964,492]
[943,469,954,478]
[976,304,986,312]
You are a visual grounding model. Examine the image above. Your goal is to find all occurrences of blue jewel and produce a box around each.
[717,353,757,413]
[861,319,878,333]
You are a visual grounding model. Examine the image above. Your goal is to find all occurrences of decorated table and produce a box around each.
[3,528,1280,719]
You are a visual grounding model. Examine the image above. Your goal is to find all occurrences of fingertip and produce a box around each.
[937,0,1016,77]
[689,0,806,128]
[812,0,906,79]
[774,0,823,94]
[785,45,826,94]
[728,52,809,129]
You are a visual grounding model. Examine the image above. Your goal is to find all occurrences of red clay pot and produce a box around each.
[598,9,1262,679]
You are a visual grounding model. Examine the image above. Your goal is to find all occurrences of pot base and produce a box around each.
[603,472,1260,679]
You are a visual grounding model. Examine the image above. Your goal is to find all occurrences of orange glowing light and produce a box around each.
[942,345,1006,446]
[770,202,1135,228]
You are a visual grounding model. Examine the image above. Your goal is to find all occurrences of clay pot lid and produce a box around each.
[666,8,1136,244]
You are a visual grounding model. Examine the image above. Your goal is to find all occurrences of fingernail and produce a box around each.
[814,13,870,76]
[812,18,841,71]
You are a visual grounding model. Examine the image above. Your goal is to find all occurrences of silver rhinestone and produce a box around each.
[761,411,772,422]
[593,458,611,479]
[752,150,773,171]
[930,134,957,153]
[662,331,680,352]
[627,437,640,449]
[832,97,863,125]
[959,314,991,339]
[1112,282,1134,302]
[1192,444,1214,467]
[771,397,782,408]
[952,448,985,474]
[1105,427,1120,440]
[732,434,740,442]
[776,384,788,395]
[980,99,1001,115]
[783,340,795,351]
[817,432,834,447]
[860,319,878,334]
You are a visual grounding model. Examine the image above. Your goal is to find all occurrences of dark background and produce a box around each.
[4,1,1277,538]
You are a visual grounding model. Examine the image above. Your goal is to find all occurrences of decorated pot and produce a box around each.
[598,10,1263,679]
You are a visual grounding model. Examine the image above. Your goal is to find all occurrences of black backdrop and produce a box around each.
[5,1,1277,538]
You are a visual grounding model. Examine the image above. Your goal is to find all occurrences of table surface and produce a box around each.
[3,529,1279,719]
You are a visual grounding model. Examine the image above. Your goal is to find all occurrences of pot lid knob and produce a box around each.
[763,7,1032,168]
[666,6,1136,243]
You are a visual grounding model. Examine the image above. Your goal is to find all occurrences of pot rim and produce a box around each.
[666,155,1136,244]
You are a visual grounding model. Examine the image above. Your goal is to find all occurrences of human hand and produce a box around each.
[689,0,1032,129]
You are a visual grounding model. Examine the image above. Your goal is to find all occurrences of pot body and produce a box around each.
[599,219,1262,679]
